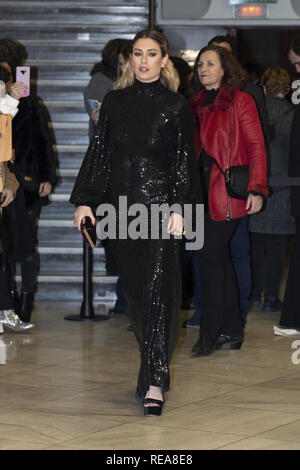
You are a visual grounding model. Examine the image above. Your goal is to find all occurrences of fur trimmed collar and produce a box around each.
[191,86,238,116]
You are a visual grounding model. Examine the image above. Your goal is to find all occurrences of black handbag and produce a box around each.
[18,172,39,193]
[215,162,249,200]
[224,165,249,200]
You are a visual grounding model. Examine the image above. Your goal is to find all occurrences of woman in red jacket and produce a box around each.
[190,45,268,357]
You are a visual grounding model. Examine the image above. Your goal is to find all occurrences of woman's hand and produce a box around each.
[0,188,16,207]
[39,182,52,197]
[167,212,184,236]
[74,205,95,231]
[9,82,29,100]
[245,194,263,215]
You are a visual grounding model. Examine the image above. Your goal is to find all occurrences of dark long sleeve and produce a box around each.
[170,99,202,208]
[70,93,112,209]
[289,106,300,216]
[242,81,270,148]
[34,97,57,186]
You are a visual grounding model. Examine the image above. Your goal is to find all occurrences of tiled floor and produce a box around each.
[0,304,300,450]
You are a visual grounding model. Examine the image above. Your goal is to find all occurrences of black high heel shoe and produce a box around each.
[143,397,164,417]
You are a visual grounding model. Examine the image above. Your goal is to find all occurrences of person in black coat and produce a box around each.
[277,105,300,333]
[273,37,300,335]
[0,38,57,321]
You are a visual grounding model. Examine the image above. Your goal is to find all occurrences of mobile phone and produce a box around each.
[88,99,100,112]
[16,66,30,97]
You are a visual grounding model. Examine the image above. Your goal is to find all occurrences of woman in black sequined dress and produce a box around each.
[70,30,200,416]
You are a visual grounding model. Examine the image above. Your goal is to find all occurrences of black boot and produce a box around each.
[192,335,217,357]
[19,292,34,323]
[215,334,243,350]
[10,288,21,316]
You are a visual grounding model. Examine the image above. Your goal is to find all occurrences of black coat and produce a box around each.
[4,187,35,263]
[12,95,57,206]
[289,106,300,216]
[242,81,270,147]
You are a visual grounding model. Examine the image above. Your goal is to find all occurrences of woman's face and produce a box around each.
[131,38,167,83]
[117,52,126,78]
[197,50,224,90]
[0,61,13,91]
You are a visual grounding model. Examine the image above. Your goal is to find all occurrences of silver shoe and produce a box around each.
[0,310,34,333]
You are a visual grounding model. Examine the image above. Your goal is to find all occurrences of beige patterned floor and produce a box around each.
[0,304,300,450]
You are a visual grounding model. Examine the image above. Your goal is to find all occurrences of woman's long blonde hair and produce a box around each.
[114,29,180,92]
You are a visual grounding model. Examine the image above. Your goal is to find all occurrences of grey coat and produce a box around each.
[249,95,296,234]
[83,71,113,141]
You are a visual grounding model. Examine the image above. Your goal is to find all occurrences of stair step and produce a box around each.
[0,8,148,24]
[25,42,108,61]
[38,252,106,272]
[41,200,75,218]
[38,244,104,254]
[16,272,117,283]
[2,26,136,42]
[16,273,117,302]
[41,101,88,122]
[49,121,89,145]
[53,145,86,168]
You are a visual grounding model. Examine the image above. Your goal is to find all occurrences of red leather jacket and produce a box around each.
[190,86,268,221]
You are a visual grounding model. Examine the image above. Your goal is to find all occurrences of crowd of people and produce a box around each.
[0,38,57,331]
[1,30,300,417]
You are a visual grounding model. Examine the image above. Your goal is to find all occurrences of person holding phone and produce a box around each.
[0,38,57,322]
[71,29,200,416]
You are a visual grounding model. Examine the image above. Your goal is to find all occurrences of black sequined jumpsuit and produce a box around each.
[70,79,200,398]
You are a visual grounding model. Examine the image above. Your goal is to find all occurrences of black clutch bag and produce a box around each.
[80,216,97,248]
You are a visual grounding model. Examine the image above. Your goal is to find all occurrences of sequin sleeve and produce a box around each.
[69,92,112,209]
[170,99,202,209]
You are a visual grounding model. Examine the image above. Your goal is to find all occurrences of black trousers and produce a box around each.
[196,214,244,338]
[110,236,181,397]
[280,217,300,328]
[250,233,287,299]
[0,268,12,310]
[19,203,40,293]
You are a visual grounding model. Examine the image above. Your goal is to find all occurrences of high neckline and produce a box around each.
[205,88,219,94]
[133,78,163,96]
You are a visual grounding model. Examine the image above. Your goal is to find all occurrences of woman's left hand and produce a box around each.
[167,212,184,236]
[245,194,263,215]
[0,188,16,207]
[39,182,52,197]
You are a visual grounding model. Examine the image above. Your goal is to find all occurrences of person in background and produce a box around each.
[186,35,269,325]
[276,37,300,336]
[0,38,57,323]
[84,38,128,141]
[190,45,268,357]
[0,144,34,331]
[249,67,295,313]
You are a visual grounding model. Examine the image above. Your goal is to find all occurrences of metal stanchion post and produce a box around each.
[65,241,109,322]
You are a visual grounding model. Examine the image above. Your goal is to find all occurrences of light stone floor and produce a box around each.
[0,304,300,450]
